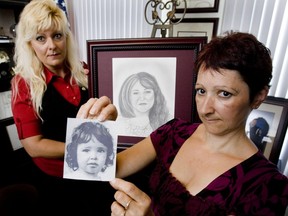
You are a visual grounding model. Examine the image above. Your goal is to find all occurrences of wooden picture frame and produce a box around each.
[87,37,206,148]
[245,96,288,164]
[0,117,22,150]
[172,18,219,42]
[176,0,220,13]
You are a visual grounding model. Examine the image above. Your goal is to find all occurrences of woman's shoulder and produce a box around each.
[241,151,288,184]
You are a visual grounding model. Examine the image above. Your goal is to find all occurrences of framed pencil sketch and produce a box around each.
[87,37,206,149]
[245,96,288,164]
[176,0,220,13]
[172,18,219,42]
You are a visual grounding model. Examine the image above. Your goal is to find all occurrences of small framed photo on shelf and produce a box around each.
[172,18,218,42]
[176,0,220,13]
[245,96,288,165]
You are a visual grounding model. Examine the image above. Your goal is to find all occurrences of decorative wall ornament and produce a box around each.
[144,0,187,37]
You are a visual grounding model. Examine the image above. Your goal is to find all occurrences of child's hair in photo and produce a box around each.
[65,121,114,171]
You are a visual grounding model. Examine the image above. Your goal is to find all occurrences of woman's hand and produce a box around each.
[110,178,154,216]
[76,96,118,121]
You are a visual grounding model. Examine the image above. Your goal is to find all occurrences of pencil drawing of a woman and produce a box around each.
[117,72,171,137]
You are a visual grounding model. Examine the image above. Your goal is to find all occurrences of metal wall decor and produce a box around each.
[144,0,187,37]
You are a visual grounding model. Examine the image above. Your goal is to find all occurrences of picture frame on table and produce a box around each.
[0,117,24,163]
[172,18,219,42]
[0,108,22,150]
[245,96,288,165]
[176,0,220,13]
[87,37,206,150]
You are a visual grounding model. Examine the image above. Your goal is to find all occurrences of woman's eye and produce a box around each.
[54,33,63,40]
[36,36,45,42]
[131,91,139,96]
[144,89,153,94]
[196,88,205,95]
[219,91,232,97]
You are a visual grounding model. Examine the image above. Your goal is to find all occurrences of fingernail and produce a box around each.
[97,114,105,122]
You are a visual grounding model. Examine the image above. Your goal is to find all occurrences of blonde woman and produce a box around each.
[11,0,117,214]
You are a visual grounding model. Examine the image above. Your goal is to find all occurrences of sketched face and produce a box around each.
[130,81,155,115]
[77,136,108,175]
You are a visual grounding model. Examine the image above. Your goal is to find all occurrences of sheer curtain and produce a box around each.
[67,0,288,175]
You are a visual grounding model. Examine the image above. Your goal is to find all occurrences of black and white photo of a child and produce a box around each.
[64,118,117,181]
[113,57,176,137]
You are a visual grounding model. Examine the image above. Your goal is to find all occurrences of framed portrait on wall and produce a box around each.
[172,18,219,42]
[245,96,288,164]
[176,0,220,13]
[87,37,206,149]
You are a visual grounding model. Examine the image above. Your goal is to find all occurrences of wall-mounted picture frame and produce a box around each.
[245,96,288,165]
[0,90,13,120]
[172,18,219,42]
[176,0,220,13]
[87,37,206,149]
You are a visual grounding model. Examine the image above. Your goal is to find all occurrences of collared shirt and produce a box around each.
[11,67,81,140]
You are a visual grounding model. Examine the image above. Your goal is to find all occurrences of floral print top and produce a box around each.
[149,118,288,216]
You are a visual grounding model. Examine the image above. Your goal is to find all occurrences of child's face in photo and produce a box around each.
[77,136,108,175]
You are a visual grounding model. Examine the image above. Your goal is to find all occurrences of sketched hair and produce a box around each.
[118,72,170,129]
[65,122,114,171]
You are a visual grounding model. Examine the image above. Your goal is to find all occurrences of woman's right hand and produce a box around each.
[76,96,118,121]
[110,178,154,216]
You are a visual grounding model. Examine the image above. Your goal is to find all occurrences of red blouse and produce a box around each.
[11,67,81,139]
[11,67,81,177]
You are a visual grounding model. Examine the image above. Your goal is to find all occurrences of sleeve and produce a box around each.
[150,118,177,156]
[11,76,42,139]
[237,171,288,216]
[150,118,198,163]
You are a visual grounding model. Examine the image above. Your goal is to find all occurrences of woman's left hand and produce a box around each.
[76,96,118,121]
[110,178,154,216]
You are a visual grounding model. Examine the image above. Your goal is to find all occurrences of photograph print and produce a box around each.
[63,118,117,181]
[245,96,288,164]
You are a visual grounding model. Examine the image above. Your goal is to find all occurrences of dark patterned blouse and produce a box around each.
[149,118,288,216]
